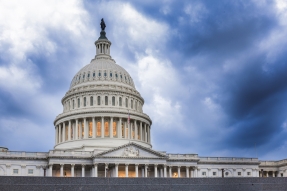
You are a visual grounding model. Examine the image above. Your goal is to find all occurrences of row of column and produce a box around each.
[47,163,197,178]
[55,117,151,145]
[260,170,281,177]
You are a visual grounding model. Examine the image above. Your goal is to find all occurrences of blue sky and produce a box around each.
[1,0,287,160]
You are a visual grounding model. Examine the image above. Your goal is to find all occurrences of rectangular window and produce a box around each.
[90,97,93,106]
[78,98,80,108]
[112,96,115,106]
[97,96,101,105]
[247,172,251,176]
[28,169,33,175]
[126,98,128,107]
[84,97,86,107]
[238,172,241,176]
[105,96,108,105]
[88,73,90,78]
[131,100,133,109]
[99,71,101,76]
[13,169,18,174]
[119,97,122,106]
[213,172,216,176]
[202,172,206,176]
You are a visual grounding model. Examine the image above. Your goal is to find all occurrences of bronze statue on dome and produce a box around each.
[100,18,106,31]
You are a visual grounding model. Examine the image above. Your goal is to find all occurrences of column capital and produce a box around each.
[21,165,26,169]
[145,164,149,167]
[186,166,190,168]
[135,164,139,166]
[115,163,119,166]
[105,163,109,167]
[49,164,54,167]
[178,166,181,168]
[81,164,86,167]
[154,164,158,167]
[125,163,129,166]
[164,164,167,167]
[94,163,98,166]
[71,164,75,167]
[5,164,11,168]
[60,164,64,167]
[168,165,173,168]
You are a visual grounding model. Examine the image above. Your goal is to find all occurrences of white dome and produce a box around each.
[70,57,135,90]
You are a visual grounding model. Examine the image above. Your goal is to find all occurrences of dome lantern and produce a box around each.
[94,18,112,58]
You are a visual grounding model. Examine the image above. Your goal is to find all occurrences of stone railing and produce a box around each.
[48,150,92,157]
[167,154,199,159]
[199,157,258,162]
[0,151,48,158]
[260,159,287,166]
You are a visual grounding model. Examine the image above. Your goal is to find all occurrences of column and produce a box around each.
[68,120,71,141]
[110,117,113,138]
[194,167,198,177]
[142,167,144,177]
[75,119,78,139]
[169,166,172,177]
[94,163,98,177]
[186,166,190,178]
[58,124,61,143]
[178,166,181,178]
[135,164,139,178]
[208,168,211,177]
[71,164,75,177]
[60,164,64,177]
[190,169,193,178]
[266,171,269,177]
[160,168,163,178]
[62,122,66,142]
[82,164,85,177]
[84,118,87,138]
[164,165,167,177]
[118,118,122,138]
[92,117,96,138]
[55,126,57,144]
[105,163,109,177]
[101,117,104,138]
[125,164,129,177]
[154,164,158,177]
[115,163,119,177]
[144,124,147,142]
[140,122,142,141]
[49,164,53,177]
[272,171,275,177]
[145,164,148,177]
[135,120,137,140]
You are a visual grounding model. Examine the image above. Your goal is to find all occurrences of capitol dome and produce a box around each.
[53,23,152,151]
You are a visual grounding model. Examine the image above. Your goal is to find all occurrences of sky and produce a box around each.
[1,0,287,160]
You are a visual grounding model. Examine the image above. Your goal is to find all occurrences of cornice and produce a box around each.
[0,156,48,161]
[198,161,260,165]
[54,110,152,125]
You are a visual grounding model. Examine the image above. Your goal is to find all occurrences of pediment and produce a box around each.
[94,142,167,158]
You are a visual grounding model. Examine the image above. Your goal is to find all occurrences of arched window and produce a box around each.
[115,73,118,79]
[84,97,86,107]
[83,74,85,79]
[112,96,115,106]
[90,96,93,106]
[110,72,112,77]
[93,72,95,77]
[99,71,101,77]
[113,122,117,137]
[104,71,107,77]
[88,73,90,78]
[119,97,122,106]
[126,98,128,108]
[135,101,137,110]
[97,96,101,105]
[131,100,133,109]
[89,121,93,137]
[73,100,75,109]
[105,96,108,105]
[104,121,109,137]
[78,98,80,108]
[97,122,101,137]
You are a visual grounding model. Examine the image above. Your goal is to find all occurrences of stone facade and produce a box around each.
[0,24,286,179]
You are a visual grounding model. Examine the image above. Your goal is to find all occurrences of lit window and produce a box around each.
[78,98,80,108]
[213,172,216,176]
[104,121,109,136]
[238,172,241,176]
[97,96,101,105]
[13,169,18,174]
[90,97,93,106]
[28,169,33,175]
[97,122,101,137]
[112,96,115,106]
[105,96,108,105]
[113,122,117,137]
[84,97,86,107]
[89,121,93,137]
[119,97,122,106]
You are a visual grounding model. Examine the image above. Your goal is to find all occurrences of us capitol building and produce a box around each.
[0,20,287,179]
